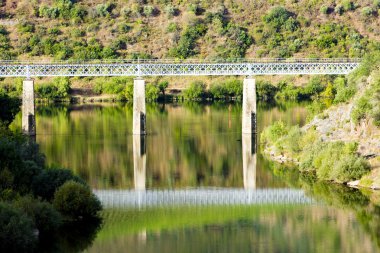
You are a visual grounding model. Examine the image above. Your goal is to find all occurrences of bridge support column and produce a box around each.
[242,77,256,134]
[133,135,146,190]
[22,79,36,136]
[133,78,146,135]
[242,134,256,189]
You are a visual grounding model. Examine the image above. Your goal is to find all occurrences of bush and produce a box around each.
[0,92,20,126]
[351,96,372,123]
[146,84,159,101]
[32,167,85,201]
[53,181,102,220]
[157,81,169,96]
[260,121,288,146]
[320,5,329,14]
[224,79,242,98]
[15,196,62,233]
[143,5,155,17]
[36,77,71,99]
[263,6,292,31]
[168,21,207,58]
[164,4,178,18]
[362,7,374,17]
[0,202,36,252]
[256,81,277,101]
[330,156,370,183]
[210,83,227,99]
[183,81,205,100]
[333,77,356,103]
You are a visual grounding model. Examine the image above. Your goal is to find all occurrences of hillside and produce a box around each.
[0,0,379,61]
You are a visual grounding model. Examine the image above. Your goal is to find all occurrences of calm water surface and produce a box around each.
[12,102,380,252]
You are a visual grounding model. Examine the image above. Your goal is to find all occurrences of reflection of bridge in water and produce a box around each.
[94,188,314,208]
[94,133,315,208]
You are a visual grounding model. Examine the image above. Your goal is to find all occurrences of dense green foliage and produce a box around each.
[0,94,102,251]
[0,202,36,253]
[0,92,20,127]
[36,77,70,100]
[350,51,380,125]
[182,81,206,100]
[261,121,370,183]
[53,180,101,220]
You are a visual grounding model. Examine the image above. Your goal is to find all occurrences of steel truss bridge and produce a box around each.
[0,58,360,77]
[94,188,315,208]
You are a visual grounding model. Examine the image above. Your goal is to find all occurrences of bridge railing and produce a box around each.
[0,58,362,65]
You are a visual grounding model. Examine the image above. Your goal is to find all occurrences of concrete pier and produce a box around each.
[22,79,36,136]
[242,77,256,134]
[133,134,146,190]
[133,78,146,135]
[242,134,256,189]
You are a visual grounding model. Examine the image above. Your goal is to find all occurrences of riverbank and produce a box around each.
[261,54,380,190]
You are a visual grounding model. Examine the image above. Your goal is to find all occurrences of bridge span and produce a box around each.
[13,58,360,136]
[93,188,315,208]
[0,58,360,77]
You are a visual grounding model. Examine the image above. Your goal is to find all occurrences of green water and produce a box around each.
[11,102,380,252]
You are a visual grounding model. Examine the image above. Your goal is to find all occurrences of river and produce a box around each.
[12,101,380,252]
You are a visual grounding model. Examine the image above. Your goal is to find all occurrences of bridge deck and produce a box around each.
[94,188,315,208]
[0,58,360,77]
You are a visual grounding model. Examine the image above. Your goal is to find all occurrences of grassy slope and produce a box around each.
[0,0,379,61]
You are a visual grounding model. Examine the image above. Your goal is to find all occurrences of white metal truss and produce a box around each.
[0,58,360,77]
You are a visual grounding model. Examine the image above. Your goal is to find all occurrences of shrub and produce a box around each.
[146,84,159,101]
[32,167,85,201]
[256,81,277,101]
[334,5,344,15]
[157,81,169,96]
[224,79,243,98]
[168,21,207,58]
[263,6,292,31]
[351,96,372,123]
[0,202,36,252]
[53,181,102,220]
[333,77,356,103]
[164,4,178,18]
[210,83,227,99]
[36,77,71,99]
[260,121,288,146]
[183,81,205,100]
[361,7,374,17]
[342,1,355,11]
[0,92,20,126]
[143,5,155,17]
[320,5,329,14]
[330,156,370,183]
[125,83,133,100]
[15,196,62,233]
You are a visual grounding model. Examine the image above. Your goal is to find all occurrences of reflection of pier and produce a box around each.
[242,134,256,189]
[133,135,146,190]
[94,188,314,208]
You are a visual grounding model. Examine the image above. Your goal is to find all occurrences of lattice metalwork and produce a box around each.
[0,58,360,77]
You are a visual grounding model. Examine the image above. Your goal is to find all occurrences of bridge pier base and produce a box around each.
[133,135,146,190]
[242,77,256,134]
[22,79,36,136]
[133,78,146,135]
[242,133,256,189]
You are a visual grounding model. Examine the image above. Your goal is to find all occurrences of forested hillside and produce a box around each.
[0,0,379,61]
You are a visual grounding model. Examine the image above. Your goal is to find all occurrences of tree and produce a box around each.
[53,181,102,220]
[0,203,36,253]
[158,81,169,97]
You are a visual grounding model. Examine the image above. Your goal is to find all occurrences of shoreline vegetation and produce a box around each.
[261,52,380,190]
[0,92,103,252]
[0,74,350,104]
